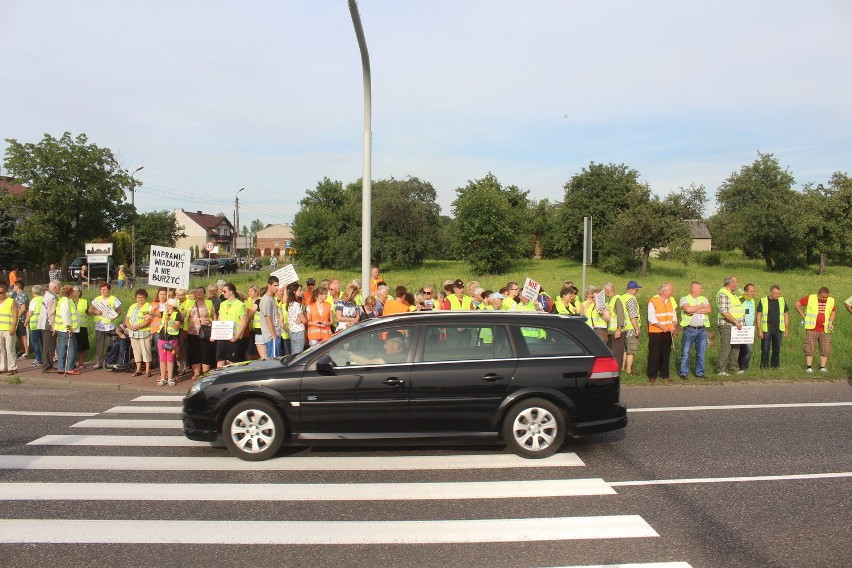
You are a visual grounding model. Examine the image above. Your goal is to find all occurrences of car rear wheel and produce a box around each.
[222,399,285,461]
[502,397,566,458]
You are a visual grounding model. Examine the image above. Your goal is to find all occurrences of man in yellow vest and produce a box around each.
[647,282,678,382]
[0,284,18,375]
[448,279,475,310]
[716,275,745,376]
[794,287,836,373]
[678,281,711,379]
[622,280,642,375]
[604,282,627,367]
[755,284,789,370]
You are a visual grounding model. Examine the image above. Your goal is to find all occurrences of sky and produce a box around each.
[2,0,851,228]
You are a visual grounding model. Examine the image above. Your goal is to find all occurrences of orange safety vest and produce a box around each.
[648,295,676,333]
[306,301,332,342]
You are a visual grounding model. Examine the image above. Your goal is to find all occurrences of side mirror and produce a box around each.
[316,355,335,373]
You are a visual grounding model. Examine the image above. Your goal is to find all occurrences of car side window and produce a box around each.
[517,326,586,357]
[326,327,412,366]
[422,325,511,361]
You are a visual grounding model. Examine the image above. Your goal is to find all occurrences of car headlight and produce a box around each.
[188,376,217,397]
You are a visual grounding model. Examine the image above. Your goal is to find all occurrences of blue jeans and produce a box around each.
[29,328,42,363]
[738,341,754,371]
[760,327,783,368]
[56,331,78,372]
[679,326,707,377]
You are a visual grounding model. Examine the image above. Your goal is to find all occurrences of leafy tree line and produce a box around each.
[2,132,184,270]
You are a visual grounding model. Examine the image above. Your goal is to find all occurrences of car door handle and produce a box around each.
[384,377,404,386]
[481,374,504,382]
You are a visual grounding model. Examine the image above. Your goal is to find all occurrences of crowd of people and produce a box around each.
[1,265,850,385]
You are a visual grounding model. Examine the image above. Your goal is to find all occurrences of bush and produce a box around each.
[694,251,721,266]
[597,253,641,275]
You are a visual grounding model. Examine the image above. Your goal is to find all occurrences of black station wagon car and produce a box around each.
[183,311,627,461]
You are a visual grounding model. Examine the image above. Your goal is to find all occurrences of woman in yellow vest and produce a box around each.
[555,285,581,315]
[54,285,80,375]
[0,284,19,375]
[583,286,611,343]
[125,288,153,378]
[186,286,214,381]
[155,298,183,386]
[216,283,248,368]
[25,285,44,367]
[71,286,90,369]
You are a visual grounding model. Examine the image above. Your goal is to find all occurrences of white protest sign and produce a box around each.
[595,290,607,314]
[270,264,299,286]
[211,320,235,341]
[730,325,755,345]
[521,277,541,302]
[149,245,190,289]
[91,298,118,321]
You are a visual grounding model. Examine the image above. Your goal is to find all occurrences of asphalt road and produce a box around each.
[0,380,849,568]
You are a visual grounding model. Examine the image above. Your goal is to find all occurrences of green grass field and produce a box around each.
[70,255,851,381]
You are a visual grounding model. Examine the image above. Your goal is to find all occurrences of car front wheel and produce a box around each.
[502,397,566,458]
[222,399,285,461]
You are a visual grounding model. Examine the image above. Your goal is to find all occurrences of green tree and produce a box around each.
[110,230,132,266]
[0,188,25,267]
[134,210,187,260]
[554,162,646,258]
[426,215,458,260]
[292,178,360,268]
[715,152,800,269]
[452,173,530,274]
[607,188,692,276]
[800,172,852,274]
[371,177,440,268]
[3,132,135,269]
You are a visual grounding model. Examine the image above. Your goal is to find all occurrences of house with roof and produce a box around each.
[255,223,295,258]
[687,219,713,252]
[174,209,235,256]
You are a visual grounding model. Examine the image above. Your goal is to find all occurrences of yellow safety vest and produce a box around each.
[585,303,606,329]
[679,295,710,328]
[606,295,628,332]
[28,296,44,331]
[156,312,180,337]
[54,297,80,332]
[804,295,834,334]
[758,297,786,332]
[128,302,152,332]
[718,288,745,320]
[501,296,517,311]
[76,298,89,328]
[448,294,473,310]
[620,293,640,329]
[0,297,16,332]
[555,298,580,315]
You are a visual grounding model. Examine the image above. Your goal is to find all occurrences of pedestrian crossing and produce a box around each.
[0,394,693,566]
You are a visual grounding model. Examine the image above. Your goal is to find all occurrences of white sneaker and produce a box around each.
[717,371,729,376]
[819,367,828,373]
[806,367,813,373]
[736,370,745,374]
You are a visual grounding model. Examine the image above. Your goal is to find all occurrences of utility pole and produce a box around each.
[234,187,244,258]
[130,166,144,280]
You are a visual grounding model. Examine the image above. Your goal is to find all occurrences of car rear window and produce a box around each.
[422,325,512,361]
[516,326,586,357]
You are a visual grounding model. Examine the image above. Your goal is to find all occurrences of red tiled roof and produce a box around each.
[0,175,28,195]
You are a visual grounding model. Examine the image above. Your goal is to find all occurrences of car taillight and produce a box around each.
[589,356,620,381]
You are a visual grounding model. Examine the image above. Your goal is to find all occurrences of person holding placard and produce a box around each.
[89,282,122,369]
[737,283,757,371]
[215,283,248,368]
[715,276,744,376]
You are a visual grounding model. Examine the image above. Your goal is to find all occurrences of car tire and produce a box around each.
[222,399,285,461]
[502,397,566,459]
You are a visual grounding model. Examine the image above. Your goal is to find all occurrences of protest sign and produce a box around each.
[211,320,235,341]
[149,245,190,289]
[595,290,607,313]
[730,325,755,345]
[90,298,118,321]
[521,277,541,302]
[270,264,299,286]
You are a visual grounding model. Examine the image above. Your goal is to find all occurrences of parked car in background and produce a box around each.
[183,311,627,461]
[189,258,219,276]
[217,257,239,274]
[68,256,116,282]
[140,261,150,276]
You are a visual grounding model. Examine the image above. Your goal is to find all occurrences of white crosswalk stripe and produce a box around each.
[102,406,183,414]
[70,418,183,428]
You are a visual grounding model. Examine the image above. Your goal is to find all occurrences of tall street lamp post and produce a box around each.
[234,187,244,258]
[130,166,144,281]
